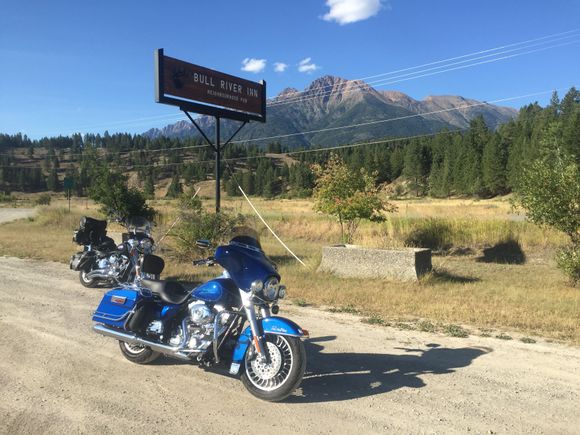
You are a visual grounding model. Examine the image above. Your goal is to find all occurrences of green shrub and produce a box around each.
[88,166,155,222]
[556,245,580,286]
[444,324,469,338]
[35,193,52,205]
[172,194,245,260]
[0,192,14,203]
[405,218,454,252]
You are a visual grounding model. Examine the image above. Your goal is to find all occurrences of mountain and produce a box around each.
[381,91,517,130]
[144,76,517,147]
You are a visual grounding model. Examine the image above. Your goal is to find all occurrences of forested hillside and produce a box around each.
[0,88,577,200]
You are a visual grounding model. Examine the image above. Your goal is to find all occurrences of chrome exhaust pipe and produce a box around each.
[86,269,112,279]
[93,324,192,361]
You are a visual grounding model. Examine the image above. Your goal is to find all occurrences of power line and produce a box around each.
[269,38,580,107]
[0,87,565,169]
[12,37,569,160]
[13,28,579,137]
[269,28,580,106]
[94,88,559,168]
[229,89,559,144]
[0,140,211,159]
[132,128,468,170]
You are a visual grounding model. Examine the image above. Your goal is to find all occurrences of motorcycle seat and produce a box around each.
[141,279,190,305]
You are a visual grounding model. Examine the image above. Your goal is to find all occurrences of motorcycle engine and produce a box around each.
[97,254,128,277]
[168,302,231,352]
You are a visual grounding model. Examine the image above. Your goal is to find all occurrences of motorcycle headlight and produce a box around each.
[140,238,153,251]
[278,285,286,299]
[250,280,263,294]
[263,277,280,301]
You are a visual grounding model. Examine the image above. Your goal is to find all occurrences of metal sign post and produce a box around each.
[154,49,266,213]
[63,176,74,213]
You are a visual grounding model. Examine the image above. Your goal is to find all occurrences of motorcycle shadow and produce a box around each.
[287,336,491,404]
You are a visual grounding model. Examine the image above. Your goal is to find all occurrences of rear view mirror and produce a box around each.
[196,239,211,249]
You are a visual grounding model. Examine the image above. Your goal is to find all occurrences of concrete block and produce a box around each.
[317,245,432,281]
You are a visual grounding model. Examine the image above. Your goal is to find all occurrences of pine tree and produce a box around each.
[225,173,240,196]
[262,166,276,198]
[482,135,507,196]
[46,168,60,192]
[165,174,183,198]
[403,142,426,196]
[241,171,255,195]
[389,147,405,179]
[143,174,155,199]
[562,108,580,161]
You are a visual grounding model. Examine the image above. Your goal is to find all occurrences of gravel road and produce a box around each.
[0,208,36,224]
[0,256,578,434]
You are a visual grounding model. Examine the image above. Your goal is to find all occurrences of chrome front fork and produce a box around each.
[240,290,271,363]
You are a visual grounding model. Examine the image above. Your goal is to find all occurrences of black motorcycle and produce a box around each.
[70,216,156,287]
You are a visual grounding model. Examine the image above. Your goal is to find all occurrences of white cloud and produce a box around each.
[322,0,384,25]
[241,58,266,73]
[274,62,288,73]
[298,57,320,74]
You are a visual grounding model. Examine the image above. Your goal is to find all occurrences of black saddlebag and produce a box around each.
[73,216,108,245]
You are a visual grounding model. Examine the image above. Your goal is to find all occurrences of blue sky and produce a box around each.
[1,0,579,139]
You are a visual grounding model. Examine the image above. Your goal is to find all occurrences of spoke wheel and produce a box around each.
[241,334,306,402]
[118,340,161,364]
[122,342,147,355]
[79,270,97,288]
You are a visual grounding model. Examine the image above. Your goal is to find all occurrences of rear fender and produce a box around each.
[230,316,306,369]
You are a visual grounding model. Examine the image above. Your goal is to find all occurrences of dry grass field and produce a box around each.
[0,194,577,344]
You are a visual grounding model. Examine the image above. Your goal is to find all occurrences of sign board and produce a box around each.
[154,49,266,123]
[63,176,74,190]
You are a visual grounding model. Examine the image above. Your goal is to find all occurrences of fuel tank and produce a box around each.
[192,278,238,303]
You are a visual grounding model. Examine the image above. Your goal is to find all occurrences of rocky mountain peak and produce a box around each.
[297,75,375,107]
[275,87,300,100]
[306,75,347,90]
[382,90,417,104]
[145,75,518,144]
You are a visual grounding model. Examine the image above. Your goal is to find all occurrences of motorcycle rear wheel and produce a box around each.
[79,270,97,288]
[241,334,306,402]
[118,341,161,364]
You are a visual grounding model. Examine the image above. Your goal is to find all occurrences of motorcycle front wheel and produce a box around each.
[241,334,306,402]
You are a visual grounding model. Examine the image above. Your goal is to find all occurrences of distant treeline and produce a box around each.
[225,87,579,199]
[1,87,578,199]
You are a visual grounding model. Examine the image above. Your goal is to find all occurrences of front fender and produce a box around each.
[231,316,306,367]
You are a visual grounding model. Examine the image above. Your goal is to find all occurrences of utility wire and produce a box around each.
[220,152,306,266]
[13,28,579,137]
[13,35,563,161]
[228,88,559,144]
[0,141,212,159]
[270,38,580,107]
[1,87,564,169]
[269,29,580,106]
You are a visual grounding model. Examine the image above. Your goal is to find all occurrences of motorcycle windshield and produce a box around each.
[214,226,278,291]
[126,216,152,235]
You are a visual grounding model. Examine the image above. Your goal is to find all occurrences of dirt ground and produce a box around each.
[0,208,35,224]
[0,256,578,434]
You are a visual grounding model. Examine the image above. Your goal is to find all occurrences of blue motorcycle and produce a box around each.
[92,227,307,401]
